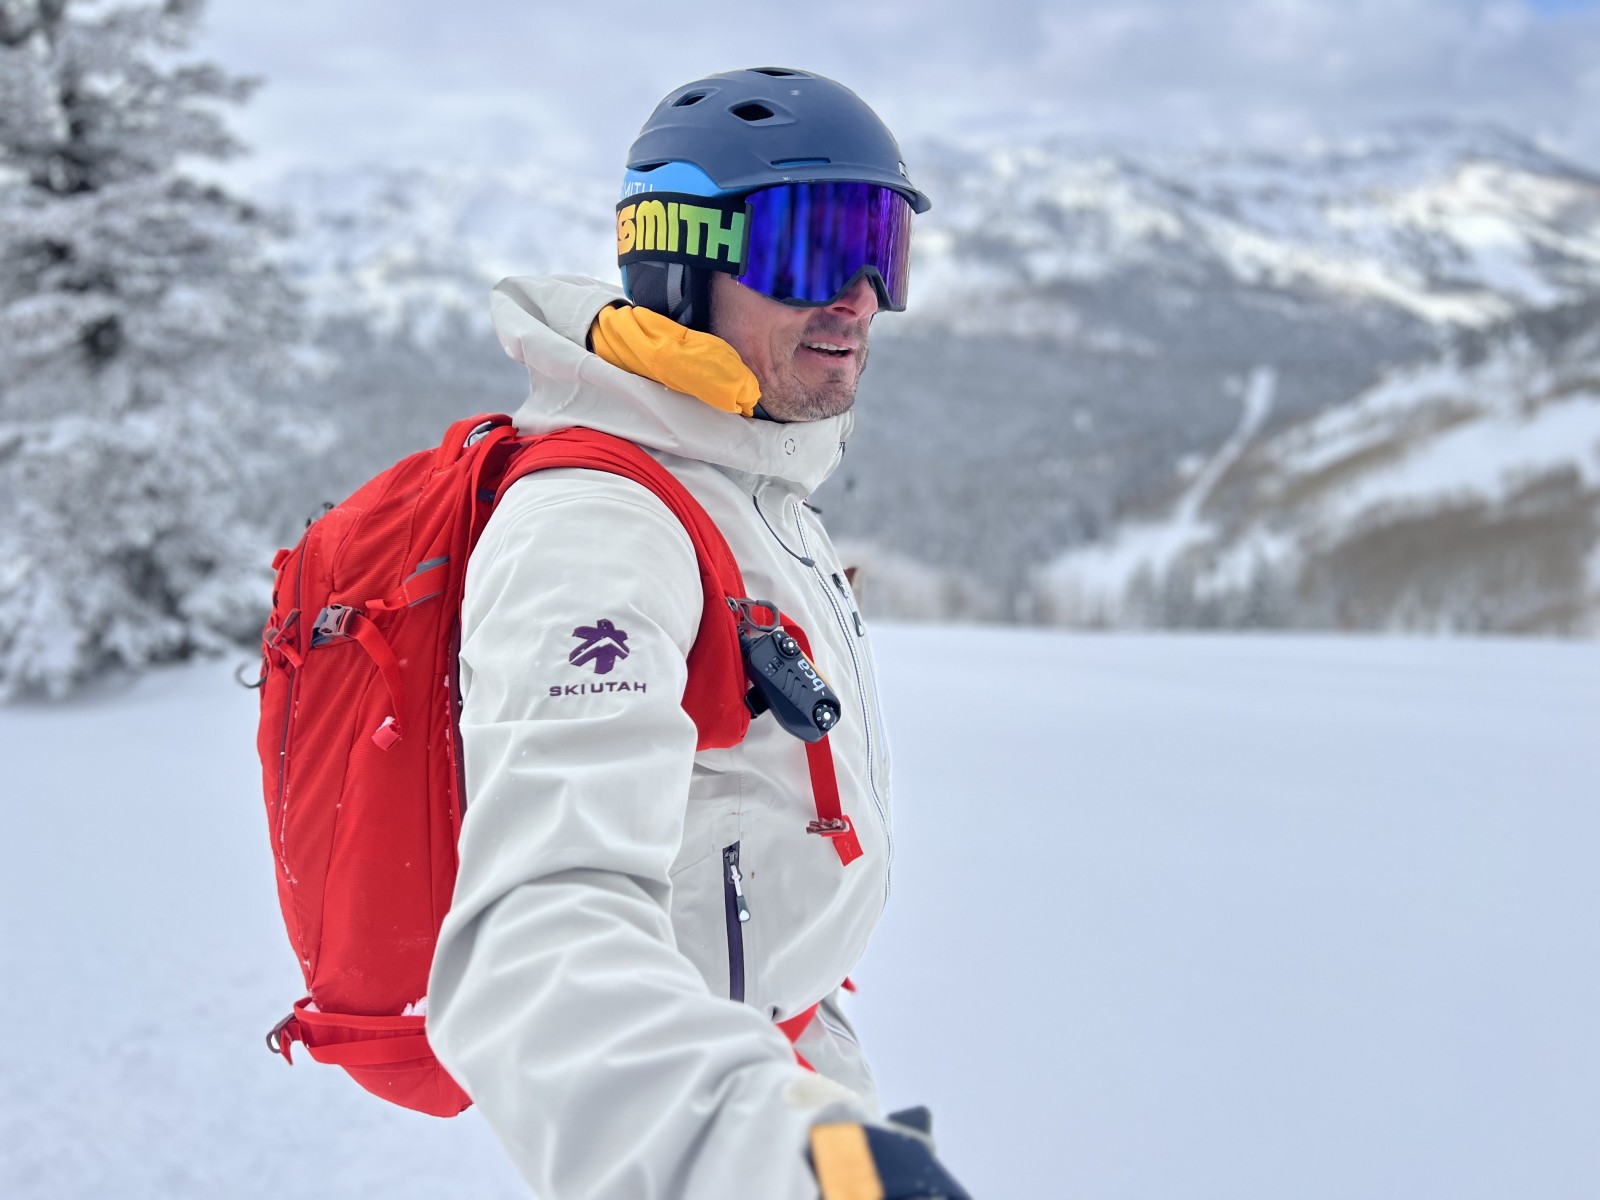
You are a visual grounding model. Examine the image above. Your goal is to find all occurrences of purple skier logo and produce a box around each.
[570,619,630,675]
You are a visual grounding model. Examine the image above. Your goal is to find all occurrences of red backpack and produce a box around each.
[252,414,759,1116]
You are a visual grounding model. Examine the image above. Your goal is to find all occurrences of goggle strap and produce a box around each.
[617,192,752,274]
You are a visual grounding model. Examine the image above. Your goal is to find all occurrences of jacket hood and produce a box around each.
[493,275,854,495]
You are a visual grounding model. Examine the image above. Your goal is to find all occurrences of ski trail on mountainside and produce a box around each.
[1032,367,1278,613]
[1175,365,1277,528]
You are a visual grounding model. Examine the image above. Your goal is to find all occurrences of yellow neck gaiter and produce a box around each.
[589,303,761,418]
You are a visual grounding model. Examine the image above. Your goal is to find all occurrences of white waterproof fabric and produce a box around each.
[427,276,897,1199]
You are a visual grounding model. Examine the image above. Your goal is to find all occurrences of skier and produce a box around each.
[426,68,970,1200]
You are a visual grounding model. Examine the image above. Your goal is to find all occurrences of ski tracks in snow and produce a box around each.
[1175,365,1277,528]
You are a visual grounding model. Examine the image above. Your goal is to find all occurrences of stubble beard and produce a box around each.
[765,317,871,423]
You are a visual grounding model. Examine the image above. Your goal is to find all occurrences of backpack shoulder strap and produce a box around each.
[496,428,751,751]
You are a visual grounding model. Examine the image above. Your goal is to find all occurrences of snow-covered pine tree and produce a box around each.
[0,0,301,698]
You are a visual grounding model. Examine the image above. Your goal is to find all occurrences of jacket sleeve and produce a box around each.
[789,987,881,1117]
[426,468,873,1200]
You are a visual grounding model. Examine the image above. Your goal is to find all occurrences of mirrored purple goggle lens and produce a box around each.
[735,182,913,311]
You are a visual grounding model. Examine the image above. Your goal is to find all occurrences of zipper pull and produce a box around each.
[729,861,751,923]
[832,573,865,637]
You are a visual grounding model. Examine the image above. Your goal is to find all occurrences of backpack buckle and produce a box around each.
[311,604,357,647]
[464,419,500,448]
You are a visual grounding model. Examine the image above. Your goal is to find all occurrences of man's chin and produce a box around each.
[762,385,857,423]
[805,370,859,410]
[807,389,857,422]
[797,360,862,401]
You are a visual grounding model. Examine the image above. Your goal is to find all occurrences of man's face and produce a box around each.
[708,272,879,423]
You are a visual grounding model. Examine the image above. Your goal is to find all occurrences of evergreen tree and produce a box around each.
[0,0,300,697]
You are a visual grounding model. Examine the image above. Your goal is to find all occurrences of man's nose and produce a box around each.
[827,275,879,319]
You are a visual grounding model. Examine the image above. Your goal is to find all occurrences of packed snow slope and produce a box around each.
[2,627,1595,1199]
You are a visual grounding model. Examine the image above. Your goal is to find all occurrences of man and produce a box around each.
[426,68,969,1200]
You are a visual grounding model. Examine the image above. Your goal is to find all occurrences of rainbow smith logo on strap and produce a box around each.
[616,191,750,273]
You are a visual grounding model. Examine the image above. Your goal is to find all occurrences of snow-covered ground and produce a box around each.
[2,628,1595,1199]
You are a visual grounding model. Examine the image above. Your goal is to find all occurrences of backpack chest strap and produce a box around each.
[782,616,864,867]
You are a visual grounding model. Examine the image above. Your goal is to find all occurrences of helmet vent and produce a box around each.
[673,91,709,107]
[752,67,805,77]
[732,102,777,122]
[773,157,830,168]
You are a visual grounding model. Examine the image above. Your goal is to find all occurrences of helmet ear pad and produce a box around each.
[624,261,714,333]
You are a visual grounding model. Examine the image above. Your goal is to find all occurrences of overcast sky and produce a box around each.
[194,0,1600,186]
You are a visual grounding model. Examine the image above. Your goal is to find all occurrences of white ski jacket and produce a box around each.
[427,275,896,1200]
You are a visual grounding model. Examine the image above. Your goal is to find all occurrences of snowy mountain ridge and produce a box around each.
[267,120,1600,342]
[912,120,1600,335]
[258,121,1600,636]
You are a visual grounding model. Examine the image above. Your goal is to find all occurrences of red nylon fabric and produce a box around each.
[255,417,752,1117]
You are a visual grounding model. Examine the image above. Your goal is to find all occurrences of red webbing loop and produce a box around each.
[302,1033,436,1068]
[269,1000,437,1068]
[781,617,864,867]
[344,611,407,746]
[268,636,303,672]
[264,609,303,670]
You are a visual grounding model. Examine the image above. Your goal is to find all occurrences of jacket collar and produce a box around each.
[493,275,853,496]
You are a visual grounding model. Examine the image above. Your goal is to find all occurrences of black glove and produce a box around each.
[887,1106,934,1137]
[810,1120,971,1200]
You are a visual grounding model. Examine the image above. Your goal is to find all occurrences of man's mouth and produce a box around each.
[802,340,855,359]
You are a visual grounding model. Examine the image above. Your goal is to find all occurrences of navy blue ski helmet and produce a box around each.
[617,67,929,329]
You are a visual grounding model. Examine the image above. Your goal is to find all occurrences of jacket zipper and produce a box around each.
[790,506,892,904]
[722,842,749,1003]
[831,568,891,774]
[834,569,894,776]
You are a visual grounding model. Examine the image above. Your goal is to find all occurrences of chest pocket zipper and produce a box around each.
[722,842,749,1003]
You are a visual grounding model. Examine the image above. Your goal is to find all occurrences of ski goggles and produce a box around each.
[616,181,915,311]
